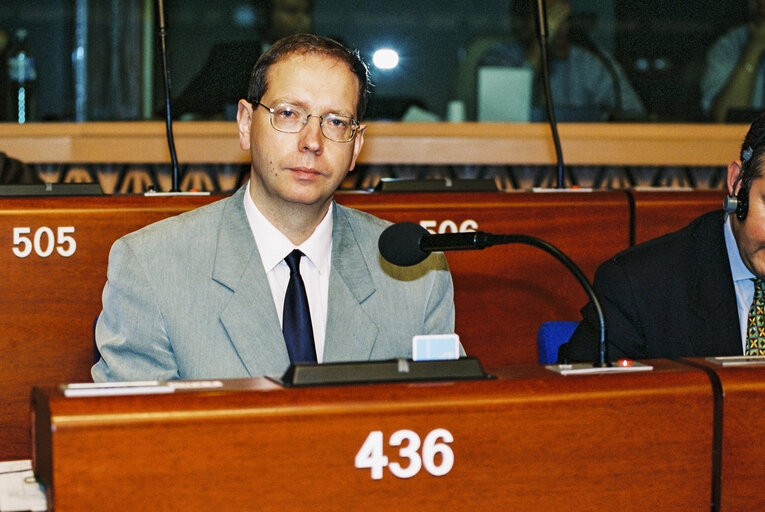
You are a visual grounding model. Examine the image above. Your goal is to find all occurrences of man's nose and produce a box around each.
[299,115,323,153]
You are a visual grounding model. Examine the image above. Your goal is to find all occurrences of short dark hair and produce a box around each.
[246,34,370,121]
[738,112,765,189]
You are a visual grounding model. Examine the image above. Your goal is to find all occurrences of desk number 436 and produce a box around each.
[354,429,454,480]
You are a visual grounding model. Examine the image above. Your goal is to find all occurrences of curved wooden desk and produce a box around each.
[31,360,713,512]
[0,189,722,461]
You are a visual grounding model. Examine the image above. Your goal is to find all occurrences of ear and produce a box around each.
[727,160,743,196]
[348,124,366,172]
[237,100,254,152]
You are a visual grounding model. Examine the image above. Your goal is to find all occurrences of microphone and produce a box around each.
[378,222,610,368]
[378,222,501,267]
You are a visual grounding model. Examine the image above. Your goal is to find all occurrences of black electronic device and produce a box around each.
[0,183,103,197]
[270,357,493,387]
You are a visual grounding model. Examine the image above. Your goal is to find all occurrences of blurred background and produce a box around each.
[0,0,748,124]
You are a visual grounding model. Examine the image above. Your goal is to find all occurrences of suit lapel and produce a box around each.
[689,212,742,356]
[212,187,290,375]
[323,204,380,362]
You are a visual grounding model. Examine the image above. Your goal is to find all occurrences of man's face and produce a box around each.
[730,166,765,279]
[237,53,364,217]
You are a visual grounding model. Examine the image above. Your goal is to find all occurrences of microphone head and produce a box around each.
[378,222,430,267]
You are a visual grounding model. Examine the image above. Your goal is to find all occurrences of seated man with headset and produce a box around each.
[560,113,765,361]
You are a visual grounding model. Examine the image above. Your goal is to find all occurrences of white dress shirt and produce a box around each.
[243,182,332,362]
[724,214,756,353]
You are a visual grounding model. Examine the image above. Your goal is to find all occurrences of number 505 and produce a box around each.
[12,226,77,258]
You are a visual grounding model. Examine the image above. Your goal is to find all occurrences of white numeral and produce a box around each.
[354,431,388,480]
[422,428,454,476]
[388,429,422,479]
[355,428,454,480]
[11,226,77,258]
[12,227,32,257]
[56,227,77,257]
[33,227,55,257]
[420,219,478,234]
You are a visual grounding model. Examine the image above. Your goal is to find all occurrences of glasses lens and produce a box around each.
[271,104,306,132]
[322,115,355,142]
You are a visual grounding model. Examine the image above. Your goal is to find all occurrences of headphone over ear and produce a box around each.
[723,131,765,222]
[723,184,749,221]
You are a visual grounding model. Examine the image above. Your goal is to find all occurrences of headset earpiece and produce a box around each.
[723,194,738,213]
[724,183,749,221]
[736,185,749,221]
[732,130,765,221]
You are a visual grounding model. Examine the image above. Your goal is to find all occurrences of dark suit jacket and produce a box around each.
[561,210,743,361]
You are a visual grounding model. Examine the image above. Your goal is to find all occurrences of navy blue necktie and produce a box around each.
[282,250,317,363]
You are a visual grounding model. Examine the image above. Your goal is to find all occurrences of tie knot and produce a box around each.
[755,278,765,294]
[285,249,303,274]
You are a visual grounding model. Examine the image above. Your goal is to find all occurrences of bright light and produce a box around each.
[372,48,399,70]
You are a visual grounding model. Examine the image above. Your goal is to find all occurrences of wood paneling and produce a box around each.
[684,358,765,511]
[631,190,723,244]
[0,121,744,166]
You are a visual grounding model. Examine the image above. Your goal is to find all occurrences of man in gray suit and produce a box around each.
[92,34,454,381]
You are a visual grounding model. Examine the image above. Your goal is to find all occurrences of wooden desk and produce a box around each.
[683,358,765,511]
[31,360,713,512]
[0,194,221,460]
[630,190,722,244]
[4,190,726,461]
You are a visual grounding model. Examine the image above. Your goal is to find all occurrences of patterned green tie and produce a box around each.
[746,278,765,356]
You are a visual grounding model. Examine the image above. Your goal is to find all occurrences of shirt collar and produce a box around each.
[243,181,333,274]
[725,213,755,283]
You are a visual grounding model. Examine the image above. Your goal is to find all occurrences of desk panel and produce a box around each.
[0,194,222,460]
[684,358,765,511]
[631,190,723,245]
[5,190,704,461]
[32,361,713,512]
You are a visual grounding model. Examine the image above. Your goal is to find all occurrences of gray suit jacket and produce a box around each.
[92,187,455,381]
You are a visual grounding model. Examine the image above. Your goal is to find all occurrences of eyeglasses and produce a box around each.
[256,102,360,143]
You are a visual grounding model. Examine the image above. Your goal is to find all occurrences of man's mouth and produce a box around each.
[290,167,322,179]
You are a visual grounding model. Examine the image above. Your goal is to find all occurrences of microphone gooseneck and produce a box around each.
[157,0,181,192]
[378,222,609,367]
[534,0,566,188]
